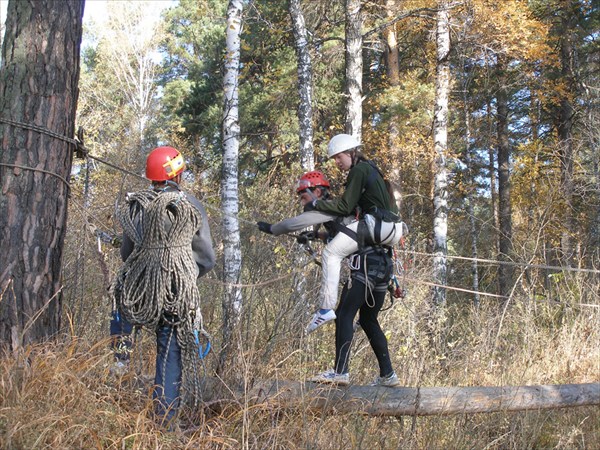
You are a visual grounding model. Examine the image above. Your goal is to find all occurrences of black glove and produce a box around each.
[297,231,316,245]
[303,199,317,212]
[257,221,273,234]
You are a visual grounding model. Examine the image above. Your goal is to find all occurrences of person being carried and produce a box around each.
[299,134,404,333]
[111,146,216,428]
[256,171,356,331]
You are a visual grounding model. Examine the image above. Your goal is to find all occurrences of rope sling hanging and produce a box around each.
[112,188,206,406]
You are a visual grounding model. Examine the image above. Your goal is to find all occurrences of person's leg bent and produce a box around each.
[154,324,182,425]
[359,290,394,377]
[319,222,359,310]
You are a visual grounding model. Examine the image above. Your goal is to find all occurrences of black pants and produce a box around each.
[334,279,394,377]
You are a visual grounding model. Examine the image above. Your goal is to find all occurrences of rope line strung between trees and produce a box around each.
[403,276,600,308]
[408,250,600,275]
[5,119,593,306]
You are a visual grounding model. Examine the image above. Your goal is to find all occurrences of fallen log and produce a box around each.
[201,378,600,417]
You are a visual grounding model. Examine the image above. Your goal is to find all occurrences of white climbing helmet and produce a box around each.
[327,134,361,158]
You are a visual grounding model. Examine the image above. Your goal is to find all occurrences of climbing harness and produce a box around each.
[348,245,395,307]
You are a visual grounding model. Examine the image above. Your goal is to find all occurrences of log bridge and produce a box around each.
[202,379,600,417]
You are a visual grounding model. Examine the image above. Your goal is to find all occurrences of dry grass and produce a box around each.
[1,279,598,449]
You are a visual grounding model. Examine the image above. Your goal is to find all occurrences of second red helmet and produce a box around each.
[296,170,330,193]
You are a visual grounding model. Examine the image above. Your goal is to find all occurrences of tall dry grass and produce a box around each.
[1,272,598,449]
[4,174,595,448]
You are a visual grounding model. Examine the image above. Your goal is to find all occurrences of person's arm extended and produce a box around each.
[271,210,337,236]
[314,165,368,216]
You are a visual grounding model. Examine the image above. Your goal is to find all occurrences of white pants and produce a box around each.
[319,218,403,310]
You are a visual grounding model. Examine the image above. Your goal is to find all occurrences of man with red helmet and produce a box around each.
[111,146,215,427]
[256,171,343,237]
[257,171,355,332]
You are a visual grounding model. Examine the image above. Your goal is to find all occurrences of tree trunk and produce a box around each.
[384,0,402,210]
[289,0,314,171]
[0,0,84,350]
[496,56,514,298]
[202,378,600,417]
[557,11,577,266]
[486,99,500,259]
[431,0,450,307]
[344,0,363,140]
[462,81,480,307]
[220,0,244,372]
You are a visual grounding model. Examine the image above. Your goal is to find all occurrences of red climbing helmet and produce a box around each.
[145,146,185,181]
[296,170,330,193]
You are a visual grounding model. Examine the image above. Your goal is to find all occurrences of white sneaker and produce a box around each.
[372,372,400,387]
[306,310,336,334]
[309,369,349,386]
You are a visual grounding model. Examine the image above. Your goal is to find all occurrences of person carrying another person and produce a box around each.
[111,146,216,428]
[301,134,405,332]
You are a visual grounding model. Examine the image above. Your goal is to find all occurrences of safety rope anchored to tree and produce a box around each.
[112,188,209,406]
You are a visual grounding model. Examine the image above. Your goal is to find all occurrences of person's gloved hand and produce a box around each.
[303,199,317,212]
[257,221,273,234]
[296,231,316,245]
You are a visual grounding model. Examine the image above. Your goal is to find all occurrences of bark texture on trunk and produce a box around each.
[344,0,363,140]
[201,378,600,417]
[289,0,315,171]
[496,57,514,298]
[432,0,450,307]
[220,0,244,371]
[0,0,84,349]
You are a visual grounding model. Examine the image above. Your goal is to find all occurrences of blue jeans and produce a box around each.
[110,310,133,361]
[109,312,182,424]
[153,324,182,424]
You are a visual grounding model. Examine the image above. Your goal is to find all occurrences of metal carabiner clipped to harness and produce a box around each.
[194,329,211,359]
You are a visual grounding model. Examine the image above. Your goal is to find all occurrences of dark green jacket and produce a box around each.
[315,160,396,216]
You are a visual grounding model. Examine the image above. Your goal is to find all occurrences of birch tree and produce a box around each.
[220,0,244,369]
[289,0,314,170]
[0,0,85,348]
[432,0,450,307]
[345,0,363,140]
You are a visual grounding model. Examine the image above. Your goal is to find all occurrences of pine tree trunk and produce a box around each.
[496,56,514,298]
[432,0,450,308]
[0,0,84,349]
[462,83,480,307]
[344,0,363,140]
[289,0,314,171]
[385,0,402,210]
[557,13,576,266]
[220,0,244,371]
[486,99,500,258]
